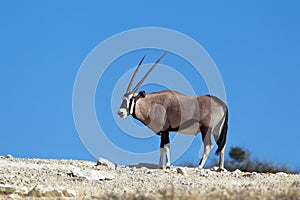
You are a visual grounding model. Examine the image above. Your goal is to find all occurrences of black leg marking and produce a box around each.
[160,131,170,148]
[198,158,203,166]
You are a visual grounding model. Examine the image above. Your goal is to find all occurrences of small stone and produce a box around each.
[96,157,116,169]
[5,154,13,159]
[67,167,114,181]
[217,168,228,172]
[293,181,300,187]
[68,168,103,180]
[8,193,23,198]
[233,169,242,174]
[181,181,190,185]
[130,167,137,171]
[176,167,187,176]
[27,185,76,197]
[0,184,29,197]
[197,169,209,177]
[123,187,133,194]
[210,166,219,171]
[243,172,257,178]
[101,171,115,180]
[231,169,242,177]
[63,189,77,197]
[276,172,288,176]
[0,184,16,195]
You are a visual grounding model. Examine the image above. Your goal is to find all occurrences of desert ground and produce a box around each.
[0,155,299,199]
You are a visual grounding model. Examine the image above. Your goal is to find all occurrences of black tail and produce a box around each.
[215,108,228,155]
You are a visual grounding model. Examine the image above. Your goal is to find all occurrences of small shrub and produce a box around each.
[226,146,298,173]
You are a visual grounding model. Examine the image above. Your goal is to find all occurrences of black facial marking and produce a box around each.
[131,91,146,118]
[138,90,146,98]
[128,98,134,112]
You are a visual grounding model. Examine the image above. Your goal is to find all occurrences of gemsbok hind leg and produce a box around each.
[218,145,225,171]
[212,115,227,172]
[198,127,213,169]
[158,131,170,169]
[212,133,226,171]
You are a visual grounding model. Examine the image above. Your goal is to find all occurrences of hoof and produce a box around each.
[217,167,227,172]
[166,166,171,170]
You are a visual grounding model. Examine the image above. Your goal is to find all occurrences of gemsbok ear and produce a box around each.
[138,91,146,98]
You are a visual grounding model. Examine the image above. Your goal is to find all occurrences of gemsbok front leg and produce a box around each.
[159,131,170,169]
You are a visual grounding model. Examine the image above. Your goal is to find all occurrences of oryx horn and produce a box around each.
[126,55,146,94]
[131,52,167,93]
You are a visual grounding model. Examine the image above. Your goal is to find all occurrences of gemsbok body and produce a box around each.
[118,53,228,171]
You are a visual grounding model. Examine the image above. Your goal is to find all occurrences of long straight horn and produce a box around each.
[131,52,167,93]
[126,55,146,94]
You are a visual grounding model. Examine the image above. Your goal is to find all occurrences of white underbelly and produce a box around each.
[178,122,200,135]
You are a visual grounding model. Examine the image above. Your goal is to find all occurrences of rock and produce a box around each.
[101,171,115,180]
[68,167,104,180]
[8,193,23,199]
[209,166,228,172]
[0,184,76,198]
[0,184,17,195]
[5,154,13,159]
[123,187,134,194]
[218,168,228,172]
[210,166,219,171]
[97,157,116,169]
[27,185,76,197]
[231,169,243,177]
[181,181,191,185]
[197,169,210,177]
[130,167,137,172]
[0,185,16,195]
[67,167,114,181]
[130,163,159,169]
[233,169,242,174]
[177,167,187,176]
[243,172,257,178]
[0,184,28,196]
[293,181,300,187]
[144,169,152,174]
[276,172,288,176]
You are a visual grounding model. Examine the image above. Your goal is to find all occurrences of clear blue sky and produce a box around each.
[1,1,300,169]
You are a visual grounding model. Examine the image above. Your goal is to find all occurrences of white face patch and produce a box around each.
[129,98,135,115]
[118,108,128,118]
[118,94,133,118]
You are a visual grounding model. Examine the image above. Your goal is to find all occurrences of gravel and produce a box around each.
[0,156,299,199]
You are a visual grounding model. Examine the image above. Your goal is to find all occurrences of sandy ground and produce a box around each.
[0,156,299,199]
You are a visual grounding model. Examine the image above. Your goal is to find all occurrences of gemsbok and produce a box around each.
[118,53,228,171]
